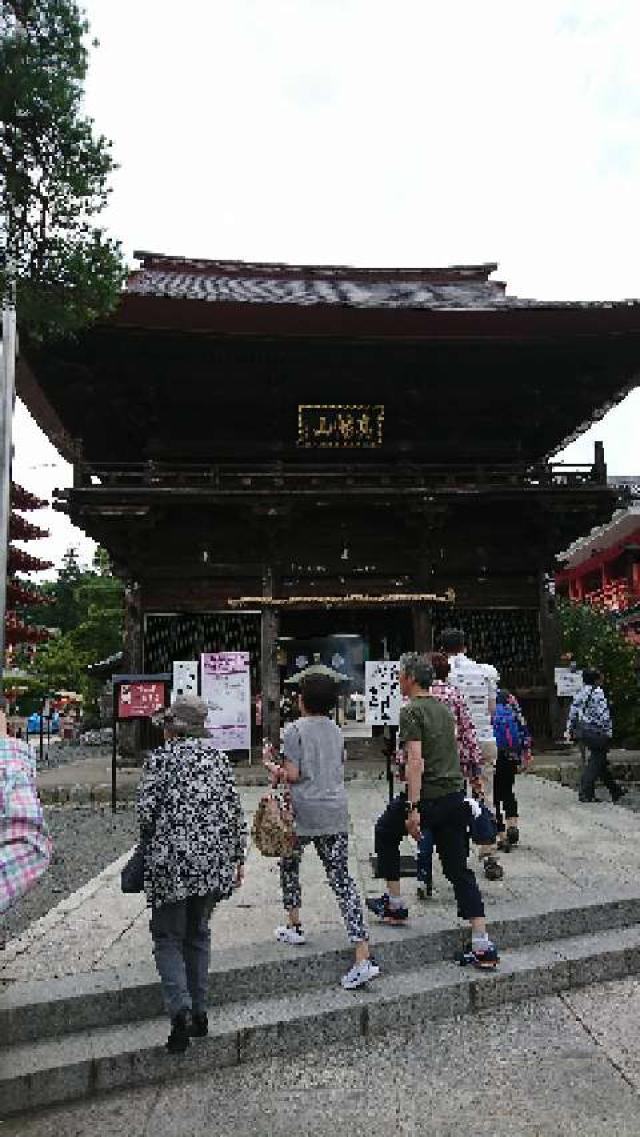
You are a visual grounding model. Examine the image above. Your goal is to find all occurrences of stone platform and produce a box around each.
[4,775,640,1119]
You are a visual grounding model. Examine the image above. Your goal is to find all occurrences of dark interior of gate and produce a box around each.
[18,255,640,747]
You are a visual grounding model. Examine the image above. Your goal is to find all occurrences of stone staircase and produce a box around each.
[4,889,640,1118]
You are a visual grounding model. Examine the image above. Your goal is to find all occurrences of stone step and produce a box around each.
[4,921,640,1118]
[3,889,640,1051]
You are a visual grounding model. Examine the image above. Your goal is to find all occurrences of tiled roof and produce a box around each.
[127,253,640,313]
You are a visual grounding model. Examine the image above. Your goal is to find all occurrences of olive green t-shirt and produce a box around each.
[399,695,464,800]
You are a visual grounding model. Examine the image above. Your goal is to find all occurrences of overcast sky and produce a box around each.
[14,0,640,574]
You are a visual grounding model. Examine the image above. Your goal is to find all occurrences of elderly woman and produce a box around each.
[137,695,246,1054]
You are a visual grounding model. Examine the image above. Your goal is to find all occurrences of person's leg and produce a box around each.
[503,760,519,840]
[425,793,497,969]
[368,796,410,923]
[314,833,380,989]
[493,751,508,839]
[184,894,216,1021]
[416,827,434,897]
[597,750,624,800]
[150,899,190,1018]
[277,838,309,942]
[314,834,369,959]
[579,747,600,801]
[150,899,192,1052]
[478,740,501,874]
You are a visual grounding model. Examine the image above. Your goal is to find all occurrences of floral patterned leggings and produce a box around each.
[279,833,369,943]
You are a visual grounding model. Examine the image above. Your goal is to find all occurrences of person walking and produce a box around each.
[492,689,532,851]
[415,652,484,899]
[263,672,379,991]
[567,669,625,804]
[367,653,499,970]
[137,695,247,1054]
[0,724,51,919]
[440,627,503,881]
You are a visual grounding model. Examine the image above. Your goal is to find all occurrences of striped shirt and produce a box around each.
[0,738,51,914]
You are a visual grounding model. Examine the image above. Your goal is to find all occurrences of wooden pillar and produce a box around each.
[119,583,144,764]
[411,604,433,653]
[539,573,564,741]
[261,567,280,747]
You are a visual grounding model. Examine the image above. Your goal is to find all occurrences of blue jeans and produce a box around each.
[417,828,434,883]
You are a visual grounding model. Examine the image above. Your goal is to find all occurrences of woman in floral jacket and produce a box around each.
[137,695,246,1053]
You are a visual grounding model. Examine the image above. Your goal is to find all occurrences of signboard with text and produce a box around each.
[201,651,251,751]
[117,681,166,719]
[365,661,401,726]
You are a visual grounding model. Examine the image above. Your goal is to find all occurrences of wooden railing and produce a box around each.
[72,459,607,494]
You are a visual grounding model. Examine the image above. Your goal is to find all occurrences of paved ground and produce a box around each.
[1,805,139,942]
[5,977,640,1136]
[4,774,640,984]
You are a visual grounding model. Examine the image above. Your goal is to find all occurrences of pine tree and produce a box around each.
[0,0,125,337]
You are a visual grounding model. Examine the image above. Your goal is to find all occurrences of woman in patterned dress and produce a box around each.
[137,695,247,1053]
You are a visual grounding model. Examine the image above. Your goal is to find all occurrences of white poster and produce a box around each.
[555,668,583,697]
[172,660,199,700]
[201,652,251,751]
[365,661,402,726]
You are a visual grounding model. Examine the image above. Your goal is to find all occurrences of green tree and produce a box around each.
[0,0,125,337]
[558,598,640,745]
[29,549,124,709]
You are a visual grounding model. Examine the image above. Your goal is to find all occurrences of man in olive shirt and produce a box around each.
[366,653,499,969]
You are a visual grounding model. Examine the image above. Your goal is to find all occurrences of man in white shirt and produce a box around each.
[440,627,503,882]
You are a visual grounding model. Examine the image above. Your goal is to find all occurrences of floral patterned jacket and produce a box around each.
[136,739,247,908]
[429,681,483,782]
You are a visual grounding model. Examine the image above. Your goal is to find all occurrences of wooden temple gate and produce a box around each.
[16,254,640,753]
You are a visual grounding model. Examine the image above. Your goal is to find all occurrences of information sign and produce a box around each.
[201,652,251,751]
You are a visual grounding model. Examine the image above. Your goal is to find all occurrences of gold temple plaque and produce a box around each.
[297,404,384,449]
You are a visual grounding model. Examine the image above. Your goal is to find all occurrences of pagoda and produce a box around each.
[5,482,52,660]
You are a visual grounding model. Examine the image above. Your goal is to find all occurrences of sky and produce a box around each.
[13,0,640,576]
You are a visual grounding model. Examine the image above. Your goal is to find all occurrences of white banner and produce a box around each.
[172,661,199,700]
[201,652,251,751]
[365,661,401,726]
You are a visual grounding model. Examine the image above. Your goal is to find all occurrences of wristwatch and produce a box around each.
[406,800,421,812]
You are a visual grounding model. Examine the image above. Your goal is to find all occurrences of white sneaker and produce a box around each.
[275,924,306,945]
[341,959,380,990]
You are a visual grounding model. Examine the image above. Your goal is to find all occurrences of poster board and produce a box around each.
[555,668,583,697]
[200,651,251,751]
[365,661,401,726]
[117,681,166,719]
[172,660,199,699]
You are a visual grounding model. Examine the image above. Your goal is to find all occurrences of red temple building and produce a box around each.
[15,255,640,745]
[556,495,640,645]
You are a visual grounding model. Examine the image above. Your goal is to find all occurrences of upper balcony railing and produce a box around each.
[71,459,609,494]
[584,579,640,613]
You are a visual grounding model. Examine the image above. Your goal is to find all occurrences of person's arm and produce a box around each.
[136,749,162,833]
[399,706,423,839]
[263,728,302,784]
[0,759,51,914]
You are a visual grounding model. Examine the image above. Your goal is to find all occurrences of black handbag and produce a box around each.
[121,842,147,893]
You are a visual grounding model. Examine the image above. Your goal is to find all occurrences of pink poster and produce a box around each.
[200,652,251,751]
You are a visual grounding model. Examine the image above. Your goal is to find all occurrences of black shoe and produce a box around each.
[506,826,520,847]
[578,794,595,803]
[611,786,628,803]
[190,1012,208,1038]
[483,855,504,881]
[166,1011,190,1054]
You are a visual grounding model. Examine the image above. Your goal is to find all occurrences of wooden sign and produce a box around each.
[117,681,166,719]
[298,404,384,449]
